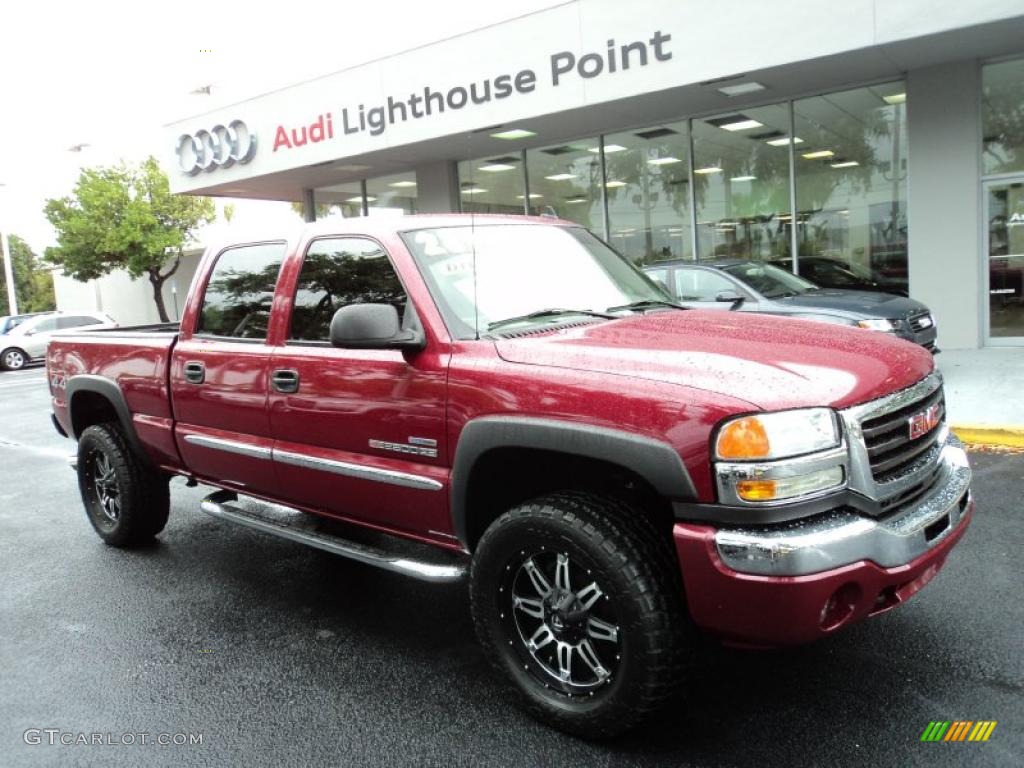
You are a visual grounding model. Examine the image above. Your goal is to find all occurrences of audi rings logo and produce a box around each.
[175,120,257,176]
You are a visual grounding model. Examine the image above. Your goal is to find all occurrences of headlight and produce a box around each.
[856,318,899,332]
[715,408,839,461]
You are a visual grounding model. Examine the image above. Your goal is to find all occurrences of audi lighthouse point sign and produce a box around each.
[175,120,257,176]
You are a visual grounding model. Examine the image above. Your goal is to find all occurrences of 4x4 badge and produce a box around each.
[908,403,941,440]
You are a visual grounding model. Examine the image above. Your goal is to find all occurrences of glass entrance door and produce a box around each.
[985,179,1024,342]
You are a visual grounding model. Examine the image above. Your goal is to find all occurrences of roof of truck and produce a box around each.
[197,213,580,255]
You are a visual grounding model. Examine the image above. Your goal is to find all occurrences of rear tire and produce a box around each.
[1,347,28,371]
[470,491,688,739]
[77,423,170,547]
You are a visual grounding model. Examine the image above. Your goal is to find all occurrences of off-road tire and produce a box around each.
[77,423,170,546]
[470,491,689,739]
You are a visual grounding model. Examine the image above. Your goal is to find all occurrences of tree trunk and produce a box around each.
[148,256,181,323]
[149,273,170,322]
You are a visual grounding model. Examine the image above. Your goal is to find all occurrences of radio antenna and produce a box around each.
[469,141,480,340]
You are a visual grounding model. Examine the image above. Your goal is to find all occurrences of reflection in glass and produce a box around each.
[603,122,692,264]
[792,83,908,294]
[983,58,1024,176]
[290,238,407,341]
[313,180,365,218]
[692,104,793,261]
[524,140,604,229]
[366,172,418,214]
[197,243,287,339]
[987,182,1024,338]
[457,155,525,214]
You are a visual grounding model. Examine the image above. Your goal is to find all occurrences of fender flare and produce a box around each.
[65,375,152,467]
[450,416,697,547]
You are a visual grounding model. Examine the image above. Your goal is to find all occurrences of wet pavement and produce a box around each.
[1,365,1021,767]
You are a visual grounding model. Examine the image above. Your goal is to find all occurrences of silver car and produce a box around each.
[0,312,118,371]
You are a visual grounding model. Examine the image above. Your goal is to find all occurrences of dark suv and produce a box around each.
[644,260,937,351]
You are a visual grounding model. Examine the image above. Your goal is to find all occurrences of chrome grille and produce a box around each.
[860,386,945,483]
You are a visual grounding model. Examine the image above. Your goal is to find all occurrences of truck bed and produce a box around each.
[48,327,181,471]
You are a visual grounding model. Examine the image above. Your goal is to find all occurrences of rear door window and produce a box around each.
[57,315,101,329]
[197,242,287,339]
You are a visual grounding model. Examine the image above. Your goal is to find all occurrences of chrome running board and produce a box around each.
[199,490,467,583]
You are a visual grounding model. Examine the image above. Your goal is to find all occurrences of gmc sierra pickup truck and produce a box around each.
[48,215,973,738]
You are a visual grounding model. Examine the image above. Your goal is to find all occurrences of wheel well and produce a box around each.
[70,391,120,439]
[463,448,675,551]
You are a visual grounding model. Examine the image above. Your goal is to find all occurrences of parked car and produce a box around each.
[1,312,117,370]
[645,259,938,351]
[770,256,909,296]
[47,216,971,738]
[0,310,56,336]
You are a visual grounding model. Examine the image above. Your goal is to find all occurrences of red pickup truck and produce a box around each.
[47,215,973,738]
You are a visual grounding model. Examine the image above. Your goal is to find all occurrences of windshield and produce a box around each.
[721,262,818,299]
[401,224,670,338]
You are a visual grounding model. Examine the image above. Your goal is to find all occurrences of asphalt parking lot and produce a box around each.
[1,365,1021,768]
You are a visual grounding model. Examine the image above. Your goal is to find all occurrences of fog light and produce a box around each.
[819,583,862,630]
[736,466,843,502]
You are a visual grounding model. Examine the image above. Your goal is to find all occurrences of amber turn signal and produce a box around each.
[716,416,770,460]
[735,479,777,500]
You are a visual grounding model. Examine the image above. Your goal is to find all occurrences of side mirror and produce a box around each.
[715,290,744,303]
[329,303,425,351]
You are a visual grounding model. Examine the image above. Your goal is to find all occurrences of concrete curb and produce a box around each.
[951,425,1024,448]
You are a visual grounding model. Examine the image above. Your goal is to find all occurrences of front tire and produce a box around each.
[1,347,28,371]
[77,423,170,547]
[470,492,687,739]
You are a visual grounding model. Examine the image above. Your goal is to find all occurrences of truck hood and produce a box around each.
[494,310,934,411]
[775,289,927,319]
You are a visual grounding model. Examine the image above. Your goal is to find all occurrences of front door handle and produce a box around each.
[183,361,205,384]
[272,369,300,394]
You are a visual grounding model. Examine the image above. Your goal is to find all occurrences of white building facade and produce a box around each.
[53,248,202,326]
[153,0,1024,349]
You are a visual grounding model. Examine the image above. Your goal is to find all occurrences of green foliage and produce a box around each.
[43,157,214,320]
[0,235,56,315]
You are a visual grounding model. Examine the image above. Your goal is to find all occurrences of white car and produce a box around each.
[0,312,118,371]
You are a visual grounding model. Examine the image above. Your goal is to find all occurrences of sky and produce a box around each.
[0,0,566,254]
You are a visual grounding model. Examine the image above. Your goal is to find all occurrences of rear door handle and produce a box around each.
[183,361,205,384]
[272,369,300,393]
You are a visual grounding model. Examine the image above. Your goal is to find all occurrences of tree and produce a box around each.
[44,157,215,322]
[0,234,56,315]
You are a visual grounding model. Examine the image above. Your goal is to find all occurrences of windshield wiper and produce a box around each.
[606,299,689,313]
[487,308,617,331]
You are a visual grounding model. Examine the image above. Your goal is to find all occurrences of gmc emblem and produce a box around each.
[908,403,941,440]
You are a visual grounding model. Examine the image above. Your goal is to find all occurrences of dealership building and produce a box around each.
[82,0,1024,348]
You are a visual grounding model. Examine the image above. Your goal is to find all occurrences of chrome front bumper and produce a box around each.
[714,436,972,576]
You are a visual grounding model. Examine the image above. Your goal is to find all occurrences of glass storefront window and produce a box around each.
[457,155,525,214]
[792,83,908,294]
[983,59,1024,176]
[366,172,418,214]
[985,181,1024,338]
[692,104,793,262]
[312,181,365,218]
[524,140,604,230]
[603,122,692,265]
